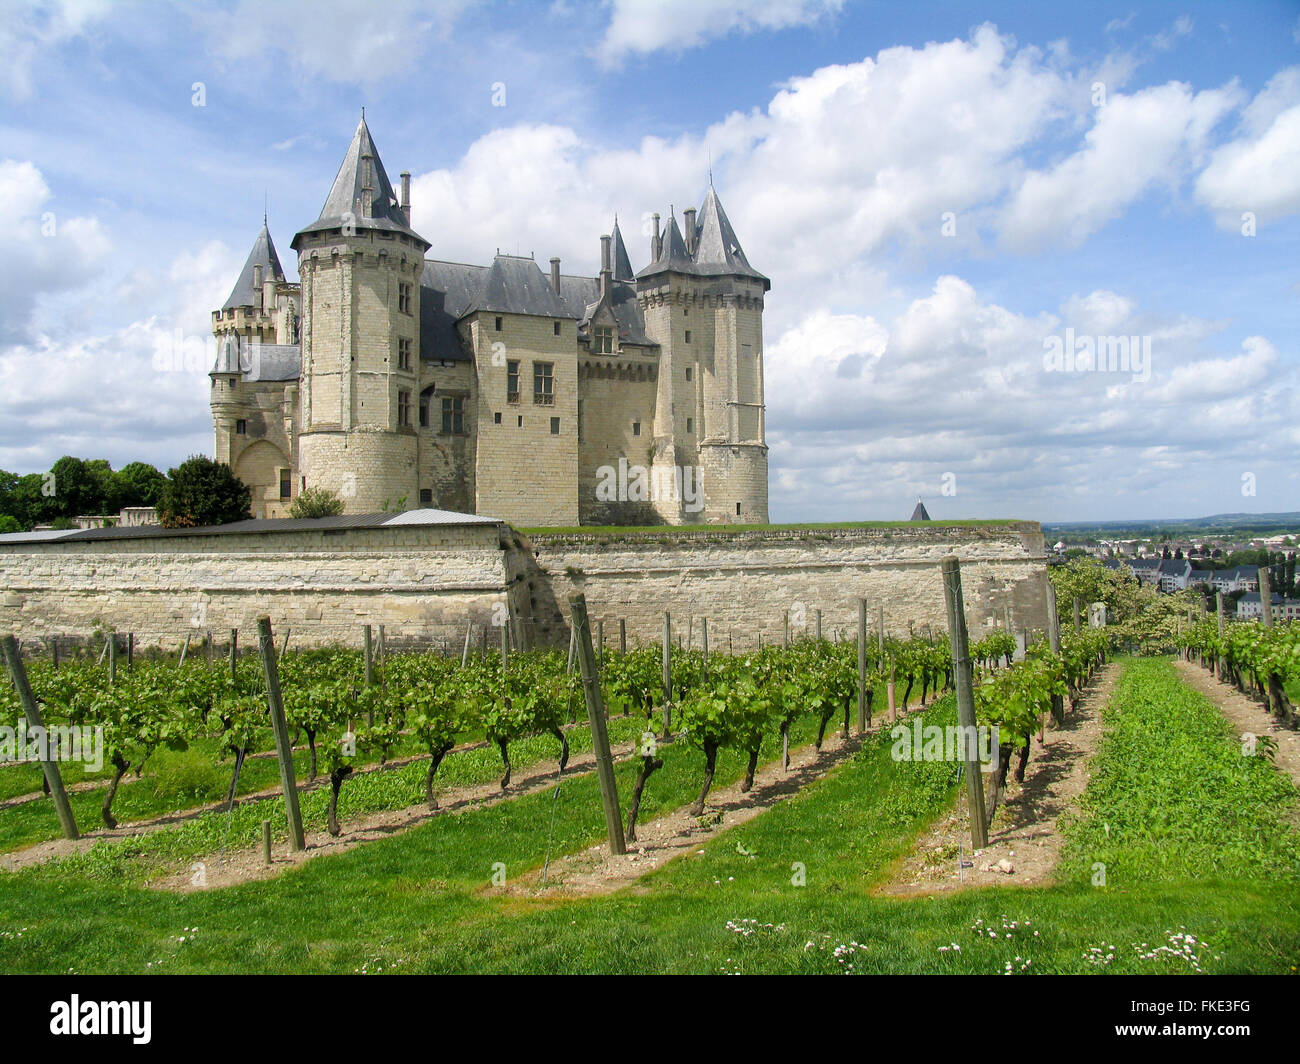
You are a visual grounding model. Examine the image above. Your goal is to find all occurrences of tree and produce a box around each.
[1049,556,1152,625]
[288,486,344,519]
[0,515,20,534]
[158,456,251,528]
[115,462,168,508]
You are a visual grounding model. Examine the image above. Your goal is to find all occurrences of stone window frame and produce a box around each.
[398,282,412,315]
[593,325,614,354]
[397,337,413,371]
[235,419,247,435]
[506,360,520,403]
[397,389,412,428]
[440,393,467,435]
[533,361,554,405]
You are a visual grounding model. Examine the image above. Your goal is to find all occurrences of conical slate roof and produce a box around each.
[611,218,634,281]
[693,183,768,286]
[636,212,693,279]
[292,114,428,249]
[911,499,931,521]
[223,221,285,310]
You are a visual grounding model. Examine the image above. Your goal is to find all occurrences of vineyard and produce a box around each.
[1,560,1298,976]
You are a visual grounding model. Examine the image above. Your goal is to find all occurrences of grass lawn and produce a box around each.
[0,658,1296,974]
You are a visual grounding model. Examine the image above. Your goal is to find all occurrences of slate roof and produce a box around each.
[637,185,769,289]
[210,335,301,381]
[0,509,501,545]
[418,253,656,359]
[223,221,285,310]
[611,219,635,281]
[292,114,429,249]
[911,500,931,521]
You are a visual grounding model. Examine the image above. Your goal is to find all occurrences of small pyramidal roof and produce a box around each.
[911,499,931,521]
[223,220,285,310]
[610,217,634,281]
[637,182,769,289]
[292,113,428,250]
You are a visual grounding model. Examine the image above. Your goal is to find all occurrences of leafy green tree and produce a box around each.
[114,462,168,508]
[1049,556,1152,624]
[0,515,20,534]
[288,486,344,519]
[158,456,251,528]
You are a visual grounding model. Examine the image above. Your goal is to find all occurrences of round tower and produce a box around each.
[291,114,430,513]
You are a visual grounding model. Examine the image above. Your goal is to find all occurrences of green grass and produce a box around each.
[1,660,1297,974]
[1060,657,1300,884]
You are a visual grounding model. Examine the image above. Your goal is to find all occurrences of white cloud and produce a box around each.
[1000,80,1241,251]
[598,0,843,67]
[0,0,112,100]
[762,279,1299,521]
[1196,67,1300,228]
[203,0,474,85]
[0,159,110,343]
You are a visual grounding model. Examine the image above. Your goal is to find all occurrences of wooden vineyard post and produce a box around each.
[1045,581,1064,725]
[1257,568,1287,719]
[280,627,291,661]
[461,619,473,667]
[127,632,134,671]
[363,625,374,687]
[2,635,79,840]
[701,618,709,666]
[856,598,868,733]
[256,618,305,852]
[566,622,577,675]
[229,628,238,684]
[207,630,213,666]
[179,632,191,666]
[662,612,672,737]
[480,626,488,657]
[783,610,790,648]
[378,624,386,668]
[1072,596,1082,634]
[816,608,823,642]
[569,593,626,856]
[1259,566,1274,628]
[108,633,117,686]
[940,557,988,850]
[597,619,604,671]
[50,637,59,671]
[1216,592,1226,680]
[619,618,627,655]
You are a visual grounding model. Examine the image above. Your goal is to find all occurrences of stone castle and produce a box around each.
[210,114,770,527]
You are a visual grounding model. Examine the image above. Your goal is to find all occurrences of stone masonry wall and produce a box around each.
[0,521,1048,656]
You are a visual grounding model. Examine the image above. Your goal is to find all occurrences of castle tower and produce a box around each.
[636,184,769,523]
[290,114,430,513]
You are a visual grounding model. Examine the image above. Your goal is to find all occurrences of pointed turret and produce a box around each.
[292,113,429,250]
[223,220,285,310]
[636,212,694,280]
[610,217,634,281]
[911,499,931,521]
[692,183,768,288]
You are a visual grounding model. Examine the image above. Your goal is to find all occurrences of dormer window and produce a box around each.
[593,325,613,354]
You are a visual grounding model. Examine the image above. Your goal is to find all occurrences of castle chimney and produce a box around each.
[400,171,411,225]
[652,212,661,260]
[683,207,697,255]
[600,234,612,298]
[253,264,263,313]
[550,256,561,294]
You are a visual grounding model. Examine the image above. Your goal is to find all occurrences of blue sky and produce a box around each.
[2,0,1298,523]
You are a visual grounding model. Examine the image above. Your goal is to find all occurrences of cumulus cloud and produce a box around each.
[763,280,1299,521]
[598,0,843,67]
[203,0,474,85]
[0,159,111,343]
[0,238,239,472]
[1000,80,1241,251]
[1196,67,1300,228]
